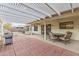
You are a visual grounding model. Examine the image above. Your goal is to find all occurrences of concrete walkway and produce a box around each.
[0,33,79,56]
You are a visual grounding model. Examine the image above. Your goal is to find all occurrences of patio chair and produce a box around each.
[48,32,57,41]
[60,31,72,44]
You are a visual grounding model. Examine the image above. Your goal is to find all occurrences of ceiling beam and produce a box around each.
[0,14,35,23]
[20,3,49,16]
[44,3,61,16]
[0,13,32,20]
[0,4,41,19]
[70,3,74,13]
[0,10,36,19]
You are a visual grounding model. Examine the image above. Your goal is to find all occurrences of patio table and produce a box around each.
[53,33,65,41]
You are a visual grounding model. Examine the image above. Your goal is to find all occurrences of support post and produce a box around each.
[30,24,32,35]
[44,22,46,40]
[0,19,4,46]
[1,23,4,37]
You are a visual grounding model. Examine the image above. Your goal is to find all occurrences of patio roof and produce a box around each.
[0,3,79,23]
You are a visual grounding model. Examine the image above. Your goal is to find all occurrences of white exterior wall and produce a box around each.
[50,17,79,40]
[32,25,41,35]
[31,16,79,40]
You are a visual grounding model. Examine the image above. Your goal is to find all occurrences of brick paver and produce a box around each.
[0,34,79,56]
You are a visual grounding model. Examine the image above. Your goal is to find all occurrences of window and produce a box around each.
[20,27,23,29]
[26,26,29,31]
[59,21,74,29]
[34,25,38,31]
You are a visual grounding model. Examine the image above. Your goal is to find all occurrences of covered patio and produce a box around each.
[0,3,79,56]
[0,32,79,56]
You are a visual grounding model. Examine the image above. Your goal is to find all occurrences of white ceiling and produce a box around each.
[0,3,79,24]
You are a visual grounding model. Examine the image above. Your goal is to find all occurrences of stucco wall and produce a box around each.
[32,25,41,35]
[50,16,79,40]
[31,16,79,40]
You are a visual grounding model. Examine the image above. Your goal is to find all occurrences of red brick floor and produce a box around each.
[0,34,79,56]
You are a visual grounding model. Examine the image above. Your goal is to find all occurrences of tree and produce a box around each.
[4,23,12,30]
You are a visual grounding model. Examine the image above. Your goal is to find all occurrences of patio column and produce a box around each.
[30,24,32,35]
[0,20,4,45]
[0,20,4,37]
[1,23,4,36]
[44,22,46,40]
